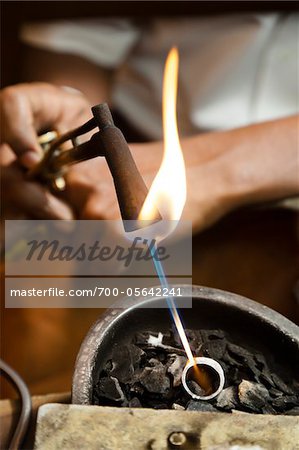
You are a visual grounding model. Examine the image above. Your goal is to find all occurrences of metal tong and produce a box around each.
[28,103,160,230]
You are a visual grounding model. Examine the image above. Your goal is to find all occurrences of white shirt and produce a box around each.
[21,14,298,139]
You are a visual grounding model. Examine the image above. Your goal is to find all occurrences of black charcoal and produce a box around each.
[93,327,298,415]
[167,354,187,387]
[186,400,218,412]
[128,397,142,408]
[216,386,239,410]
[172,403,185,410]
[271,395,298,411]
[271,373,297,396]
[139,359,170,394]
[238,380,270,412]
[202,339,226,360]
[96,376,125,402]
[110,344,144,383]
[284,407,299,416]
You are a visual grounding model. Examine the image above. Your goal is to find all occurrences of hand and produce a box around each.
[0,82,90,219]
[0,82,90,168]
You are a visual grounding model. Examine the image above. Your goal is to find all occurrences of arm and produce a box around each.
[129,115,299,231]
[62,115,298,231]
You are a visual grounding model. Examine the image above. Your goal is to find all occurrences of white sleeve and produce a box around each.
[20,19,141,68]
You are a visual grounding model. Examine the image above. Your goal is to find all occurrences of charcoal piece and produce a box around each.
[159,330,174,347]
[139,360,170,394]
[110,344,144,383]
[238,380,270,412]
[172,403,185,410]
[271,395,299,411]
[134,331,158,345]
[103,359,113,373]
[259,370,276,389]
[284,407,299,416]
[183,329,203,353]
[96,376,125,402]
[157,352,167,363]
[200,329,225,343]
[128,397,142,408]
[146,399,169,409]
[222,351,243,368]
[227,343,252,359]
[271,373,297,395]
[253,352,267,369]
[167,354,187,387]
[145,343,186,356]
[202,339,226,360]
[129,383,144,396]
[247,359,266,383]
[226,367,242,385]
[269,388,284,398]
[93,327,296,415]
[216,386,239,411]
[186,400,218,412]
[261,404,277,415]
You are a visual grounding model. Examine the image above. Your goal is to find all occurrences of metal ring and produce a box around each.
[182,356,225,401]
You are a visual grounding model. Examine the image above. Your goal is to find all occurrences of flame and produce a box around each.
[139,47,186,221]
[138,47,194,366]
[137,48,211,391]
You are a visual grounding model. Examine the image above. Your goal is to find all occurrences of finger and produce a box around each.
[0,86,43,167]
[2,163,73,219]
[21,185,74,220]
[1,83,90,168]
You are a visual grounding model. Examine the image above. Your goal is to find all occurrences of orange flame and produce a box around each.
[138,47,186,222]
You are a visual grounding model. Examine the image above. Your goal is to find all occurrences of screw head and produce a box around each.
[168,431,187,447]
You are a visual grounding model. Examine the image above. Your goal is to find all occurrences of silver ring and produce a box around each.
[182,356,225,401]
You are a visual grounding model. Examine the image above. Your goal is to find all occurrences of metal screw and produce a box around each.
[168,432,187,447]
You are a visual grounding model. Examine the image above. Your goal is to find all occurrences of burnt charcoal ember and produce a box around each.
[227,343,254,361]
[216,386,239,411]
[202,339,227,360]
[200,329,225,342]
[271,373,297,396]
[109,344,144,383]
[95,376,125,402]
[261,404,277,415]
[269,387,284,398]
[128,397,142,408]
[271,395,299,411]
[93,327,298,415]
[259,369,277,388]
[137,332,186,356]
[238,380,270,412]
[172,403,185,410]
[129,383,144,396]
[139,359,170,394]
[186,400,218,412]
[134,331,157,346]
[167,354,187,387]
[185,329,203,353]
[285,407,299,416]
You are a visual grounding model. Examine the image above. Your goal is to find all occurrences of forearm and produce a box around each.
[131,115,298,231]
[186,115,298,208]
